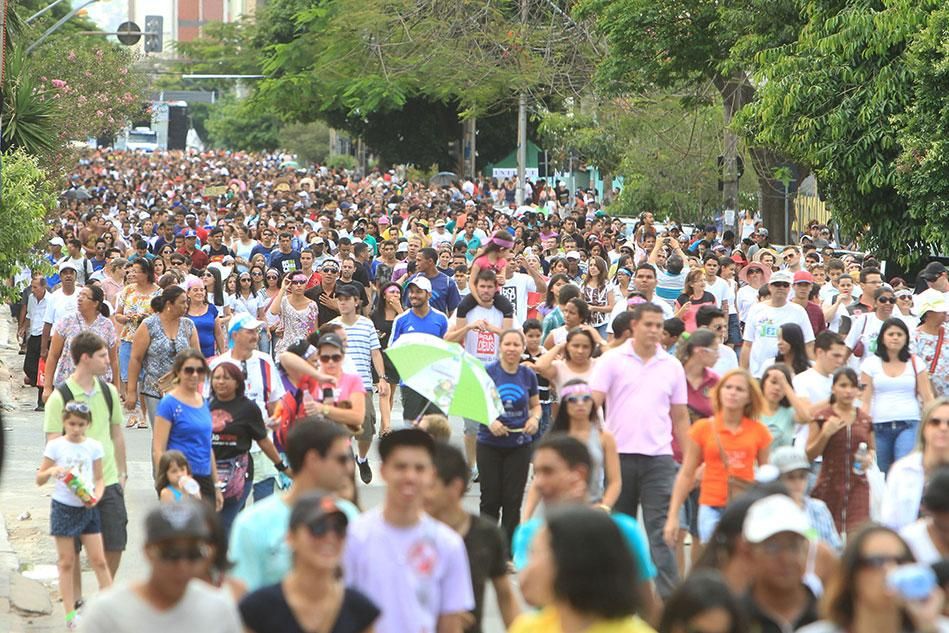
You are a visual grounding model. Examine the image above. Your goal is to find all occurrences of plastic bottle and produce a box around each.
[180,475,201,498]
[60,468,97,505]
[853,442,868,475]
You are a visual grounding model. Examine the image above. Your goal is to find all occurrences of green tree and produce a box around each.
[744,0,937,260]
[1,45,59,156]
[575,0,805,239]
[0,149,56,300]
[893,5,949,250]
[205,97,282,151]
[278,121,331,165]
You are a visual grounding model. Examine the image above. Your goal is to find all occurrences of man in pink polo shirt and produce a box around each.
[590,302,690,598]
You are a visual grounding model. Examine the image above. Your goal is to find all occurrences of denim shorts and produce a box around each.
[51,500,101,538]
[697,504,725,544]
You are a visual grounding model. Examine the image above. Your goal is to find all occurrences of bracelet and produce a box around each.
[596,504,611,513]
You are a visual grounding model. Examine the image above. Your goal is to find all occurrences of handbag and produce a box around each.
[156,370,175,394]
[215,453,250,500]
[928,327,944,375]
[712,422,753,502]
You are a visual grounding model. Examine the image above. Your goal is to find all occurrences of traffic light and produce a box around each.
[144,15,163,53]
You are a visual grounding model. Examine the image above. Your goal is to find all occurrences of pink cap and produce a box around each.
[378,216,390,225]
[793,270,815,284]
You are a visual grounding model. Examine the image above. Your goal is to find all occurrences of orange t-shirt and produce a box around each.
[690,416,772,507]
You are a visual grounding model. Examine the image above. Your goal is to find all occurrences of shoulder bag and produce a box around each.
[713,421,753,502]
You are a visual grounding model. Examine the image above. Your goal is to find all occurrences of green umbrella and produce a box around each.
[280,160,300,169]
[385,333,504,425]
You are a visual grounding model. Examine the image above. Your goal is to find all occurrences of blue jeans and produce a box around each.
[698,505,725,543]
[874,420,919,474]
[218,478,253,537]
[253,477,275,502]
[118,340,132,383]
[727,313,741,346]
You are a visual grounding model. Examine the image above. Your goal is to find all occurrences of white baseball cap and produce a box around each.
[742,495,811,544]
[407,276,432,293]
[565,250,581,260]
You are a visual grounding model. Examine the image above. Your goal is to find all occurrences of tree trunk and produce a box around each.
[713,71,746,236]
[713,71,811,245]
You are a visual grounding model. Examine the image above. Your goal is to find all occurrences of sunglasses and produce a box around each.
[266,275,278,280]
[305,514,347,538]
[747,269,762,275]
[64,401,91,414]
[927,417,949,428]
[565,394,592,404]
[252,271,263,276]
[876,297,895,304]
[240,278,252,282]
[181,366,207,376]
[322,268,339,274]
[858,554,912,569]
[320,354,343,363]
[771,282,790,288]
[290,279,307,285]
[783,254,795,260]
[156,544,210,563]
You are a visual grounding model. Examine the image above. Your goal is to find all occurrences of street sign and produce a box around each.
[116,21,141,46]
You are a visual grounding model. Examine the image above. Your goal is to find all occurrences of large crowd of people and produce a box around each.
[10,148,949,632]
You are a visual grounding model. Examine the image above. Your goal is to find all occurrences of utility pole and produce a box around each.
[515,0,528,206]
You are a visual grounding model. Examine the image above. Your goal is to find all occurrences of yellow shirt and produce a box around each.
[509,607,657,633]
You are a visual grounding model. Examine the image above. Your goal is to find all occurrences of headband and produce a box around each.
[560,383,593,399]
[489,236,515,249]
[303,345,319,360]
[616,267,633,278]
[627,296,647,307]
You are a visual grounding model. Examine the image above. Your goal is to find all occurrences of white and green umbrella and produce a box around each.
[384,333,503,425]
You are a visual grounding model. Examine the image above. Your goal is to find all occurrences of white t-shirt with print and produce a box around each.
[743,301,815,377]
[44,436,103,507]
[344,508,475,633]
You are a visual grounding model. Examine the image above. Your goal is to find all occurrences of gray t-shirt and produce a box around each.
[79,580,242,633]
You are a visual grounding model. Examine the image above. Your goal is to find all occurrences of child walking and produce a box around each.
[155,449,201,503]
[36,401,112,630]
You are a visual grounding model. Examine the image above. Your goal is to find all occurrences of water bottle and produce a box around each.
[853,442,868,475]
[180,475,201,498]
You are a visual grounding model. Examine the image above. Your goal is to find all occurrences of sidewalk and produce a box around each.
[0,314,64,632]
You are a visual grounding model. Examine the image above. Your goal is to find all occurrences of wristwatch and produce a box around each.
[275,461,288,472]
[321,404,330,417]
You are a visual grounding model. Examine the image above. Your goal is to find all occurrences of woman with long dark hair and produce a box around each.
[371,281,404,431]
[659,570,747,633]
[772,323,811,376]
[208,362,284,535]
[202,266,226,310]
[513,506,644,632]
[582,255,615,337]
[807,367,874,536]
[799,525,943,633]
[187,278,224,358]
[861,317,934,473]
[538,273,570,318]
[152,348,223,510]
[522,379,620,519]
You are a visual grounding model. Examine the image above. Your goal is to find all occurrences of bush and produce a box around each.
[324,153,358,170]
[278,121,331,166]
[0,150,57,300]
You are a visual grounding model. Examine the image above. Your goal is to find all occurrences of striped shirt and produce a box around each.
[330,315,380,389]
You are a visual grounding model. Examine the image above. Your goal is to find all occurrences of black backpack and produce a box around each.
[57,378,116,421]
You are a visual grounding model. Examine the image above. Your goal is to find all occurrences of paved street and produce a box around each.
[0,316,511,632]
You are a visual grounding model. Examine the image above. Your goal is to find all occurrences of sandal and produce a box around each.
[125,412,139,428]
[137,418,149,429]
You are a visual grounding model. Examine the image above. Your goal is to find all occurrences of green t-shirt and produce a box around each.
[43,378,123,486]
